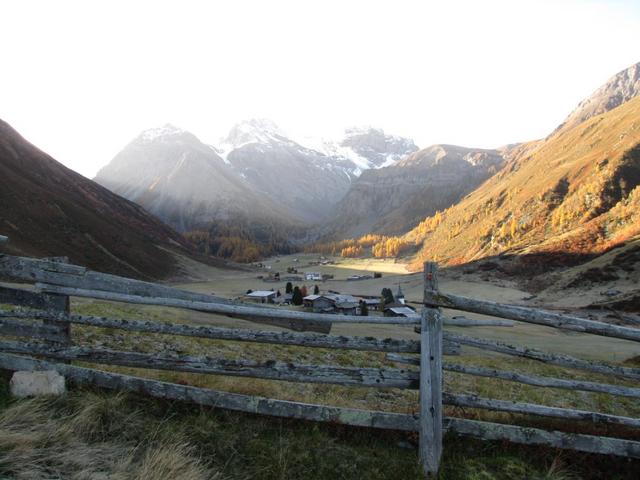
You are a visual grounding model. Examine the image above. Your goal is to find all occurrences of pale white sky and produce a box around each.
[1,0,639,178]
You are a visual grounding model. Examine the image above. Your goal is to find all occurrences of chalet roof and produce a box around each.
[388,307,419,317]
[303,294,321,301]
[246,290,276,298]
[336,301,359,309]
[384,301,414,310]
[359,298,380,305]
[321,294,359,304]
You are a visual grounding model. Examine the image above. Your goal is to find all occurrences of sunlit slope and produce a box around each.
[407,95,640,268]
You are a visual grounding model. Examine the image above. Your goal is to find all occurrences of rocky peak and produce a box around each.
[557,61,640,132]
[136,124,193,144]
[222,118,288,148]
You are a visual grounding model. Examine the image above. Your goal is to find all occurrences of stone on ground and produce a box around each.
[9,370,66,397]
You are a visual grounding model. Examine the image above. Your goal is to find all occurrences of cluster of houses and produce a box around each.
[244,285,416,317]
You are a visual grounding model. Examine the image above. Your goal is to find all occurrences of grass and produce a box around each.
[2,293,640,477]
[0,378,637,480]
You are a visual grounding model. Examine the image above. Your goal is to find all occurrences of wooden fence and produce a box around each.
[0,242,639,477]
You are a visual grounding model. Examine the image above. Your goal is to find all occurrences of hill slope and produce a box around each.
[0,119,192,279]
[324,144,505,238]
[406,94,640,270]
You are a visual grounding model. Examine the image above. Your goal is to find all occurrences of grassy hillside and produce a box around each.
[0,119,195,280]
[404,95,640,271]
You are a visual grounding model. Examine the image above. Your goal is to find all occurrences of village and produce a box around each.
[242,255,418,318]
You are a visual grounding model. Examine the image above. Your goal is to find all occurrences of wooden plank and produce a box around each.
[444,331,640,380]
[0,286,69,343]
[0,318,66,342]
[0,286,65,310]
[424,289,640,343]
[0,340,420,389]
[1,351,637,458]
[0,352,419,431]
[0,254,331,333]
[444,317,514,327]
[420,262,443,477]
[442,362,640,399]
[0,310,427,353]
[386,356,640,398]
[36,284,420,325]
[444,392,640,428]
[445,417,640,458]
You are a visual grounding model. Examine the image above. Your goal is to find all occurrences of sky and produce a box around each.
[1,0,639,178]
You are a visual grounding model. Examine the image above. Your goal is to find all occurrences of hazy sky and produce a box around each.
[2,0,639,178]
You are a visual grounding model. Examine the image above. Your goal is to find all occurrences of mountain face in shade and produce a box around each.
[95,124,280,232]
[557,61,640,132]
[322,144,505,239]
[217,119,361,223]
[96,120,374,231]
[0,119,192,279]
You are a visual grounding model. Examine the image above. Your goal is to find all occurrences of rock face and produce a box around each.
[323,144,505,238]
[10,370,66,397]
[557,61,640,132]
[0,119,192,279]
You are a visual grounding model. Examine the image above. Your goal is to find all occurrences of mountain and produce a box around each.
[0,119,193,279]
[556,61,640,132]
[301,127,419,172]
[216,119,361,223]
[405,80,640,273]
[323,144,505,239]
[95,124,281,232]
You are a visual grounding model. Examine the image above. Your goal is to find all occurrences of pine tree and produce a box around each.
[313,284,319,295]
[360,301,369,316]
[300,285,308,297]
[292,286,303,306]
[285,282,293,294]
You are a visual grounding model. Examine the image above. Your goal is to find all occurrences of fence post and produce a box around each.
[419,261,443,477]
[42,257,71,344]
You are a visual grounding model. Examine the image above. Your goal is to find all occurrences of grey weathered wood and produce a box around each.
[444,331,640,380]
[36,283,420,325]
[0,318,67,342]
[444,392,640,428]
[1,309,425,353]
[424,289,640,343]
[1,351,638,458]
[386,355,640,398]
[444,417,640,458]
[442,362,640,398]
[0,352,419,431]
[444,317,514,327]
[0,340,420,389]
[0,254,332,333]
[0,286,64,310]
[420,262,443,477]
[0,286,70,343]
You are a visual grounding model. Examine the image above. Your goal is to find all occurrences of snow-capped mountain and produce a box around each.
[216,119,360,222]
[299,127,419,173]
[96,120,381,233]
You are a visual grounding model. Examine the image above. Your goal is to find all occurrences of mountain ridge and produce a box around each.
[0,119,194,279]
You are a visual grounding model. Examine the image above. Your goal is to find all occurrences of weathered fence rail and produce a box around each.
[1,244,639,477]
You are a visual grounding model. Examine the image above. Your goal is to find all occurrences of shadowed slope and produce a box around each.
[0,119,192,279]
